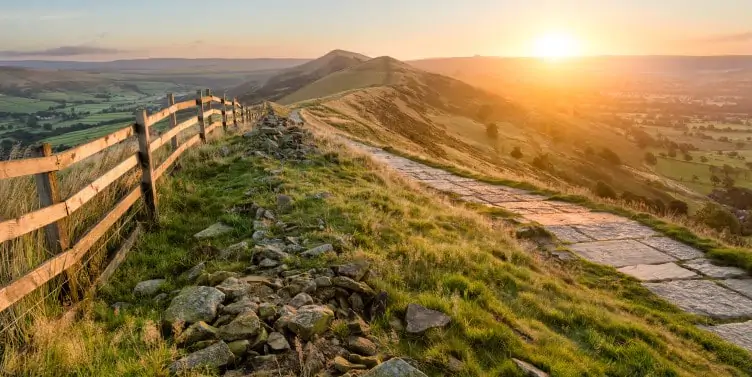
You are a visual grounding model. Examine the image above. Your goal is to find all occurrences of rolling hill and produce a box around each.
[288,52,690,206]
[233,50,370,103]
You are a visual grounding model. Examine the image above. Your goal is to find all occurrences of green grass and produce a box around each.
[34,91,100,102]
[3,130,751,376]
[44,121,133,147]
[53,112,133,128]
[0,95,59,114]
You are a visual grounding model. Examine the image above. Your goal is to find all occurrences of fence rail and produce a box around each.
[0,90,260,315]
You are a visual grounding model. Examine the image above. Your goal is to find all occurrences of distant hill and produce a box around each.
[233,50,370,103]
[0,58,310,73]
[296,55,683,204]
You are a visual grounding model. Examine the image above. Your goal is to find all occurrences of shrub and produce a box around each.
[644,152,657,165]
[599,148,621,165]
[667,148,677,158]
[700,156,708,163]
[510,147,523,159]
[683,154,693,161]
[694,203,740,234]
[668,200,689,215]
[532,154,552,170]
[485,123,498,140]
[593,181,617,199]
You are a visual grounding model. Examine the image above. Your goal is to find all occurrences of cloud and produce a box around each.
[0,46,127,58]
[704,32,752,43]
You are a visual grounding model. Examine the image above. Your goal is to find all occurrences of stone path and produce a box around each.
[341,139,752,352]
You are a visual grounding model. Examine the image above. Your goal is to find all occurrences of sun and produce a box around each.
[533,33,581,60]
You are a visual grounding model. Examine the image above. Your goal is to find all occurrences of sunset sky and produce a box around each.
[1,0,751,61]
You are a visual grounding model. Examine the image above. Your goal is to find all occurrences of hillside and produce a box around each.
[292,54,688,210]
[233,50,370,103]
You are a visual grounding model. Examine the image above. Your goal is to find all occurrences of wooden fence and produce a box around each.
[0,90,259,316]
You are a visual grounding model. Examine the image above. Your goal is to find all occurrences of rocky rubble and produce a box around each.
[136,111,437,376]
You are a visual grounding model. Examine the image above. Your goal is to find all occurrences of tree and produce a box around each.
[485,123,498,140]
[683,154,693,161]
[667,148,677,158]
[668,200,689,215]
[510,146,523,159]
[644,152,657,165]
[691,175,699,182]
[593,181,617,199]
[700,156,708,163]
[599,148,621,165]
[723,176,736,188]
[694,202,741,234]
[43,123,53,131]
[711,175,721,186]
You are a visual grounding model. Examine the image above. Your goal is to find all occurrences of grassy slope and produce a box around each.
[3,126,751,376]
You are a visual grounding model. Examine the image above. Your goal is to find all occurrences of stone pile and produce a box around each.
[130,112,434,376]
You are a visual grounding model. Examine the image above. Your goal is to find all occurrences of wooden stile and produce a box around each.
[167,93,179,150]
[135,110,158,222]
[33,143,70,254]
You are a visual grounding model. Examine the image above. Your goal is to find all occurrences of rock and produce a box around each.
[349,353,380,368]
[252,230,268,241]
[266,332,290,351]
[216,277,253,300]
[227,339,250,357]
[333,276,374,295]
[362,358,427,377]
[338,262,370,281]
[178,321,218,345]
[258,303,277,320]
[222,296,259,315]
[182,262,206,282]
[389,318,404,331]
[349,293,364,313]
[219,241,250,260]
[347,336,377,356]
[448,356,464,373]
[276,194,293,210]
[188,339,218,352]
[335,356,366,373]
[314,276,332,287]
[218,311,262,341]
[311,192,332,200]
[405,303,450,333]
[208,271,240,286]
[302,342,326,376]
[168,341,234,374]
[301,244,334,258]
[194,222,234,239]
[133,279,165,297]
[289,293,314,308]
[347,314,371,336]
[259,258,279,268]
[512,358,549,377]
[370,291,388,319]
[249,327,268,349]
[287,305,334,340]
[164,286,225,325]
[154,293,169,304]
[253,220,269,231]
[257,245,289,261]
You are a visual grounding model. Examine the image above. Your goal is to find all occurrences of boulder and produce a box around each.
[194,222,233,239]
[215,277,252,300]
[133,279,165,297]
[219,241,250,260]
[287,305,334,340]
[335,356,367,373]
[222,296,259,315]
[512,358,549,377]
[362,358,428,377]
[227,340,250,357]
[168,341,234,374]
[347,336,377,356]
[257,245,289,261]
[266,332,290,351]
[405,303,450,334]
[349,353,380,368]
[208,271,239,286]
[258,303,278,320]
[333,276,374,295]
[182,262,206,282]
[259,258,279,268]
[301,244,334,258]
[338,262,370,281]
[314,276,332,287]
[164,286,225,325]
[289,293,314,308]
[177,321,218,345]
[276,194,293,210]
[218,311,262,341]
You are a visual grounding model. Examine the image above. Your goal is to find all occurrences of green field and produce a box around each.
[0,95,59,114]
[43,121,133,147]
[53,112,133,128]
[33,91,100,102]
[655,157,752,193]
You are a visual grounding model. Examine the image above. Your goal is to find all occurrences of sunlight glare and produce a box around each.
[533,33,581,60]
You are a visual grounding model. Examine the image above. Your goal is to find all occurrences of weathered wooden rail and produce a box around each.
[0,90,258,315]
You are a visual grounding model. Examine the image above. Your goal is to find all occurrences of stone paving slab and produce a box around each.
[546,202,591,213]
[459,195,491,204]
[720,279,752,299]
[494,201,563,214]
[705,321,752,352]
[573,222,658,241]
[644,280,752,319]
[544,225,594,243]
[617,263,697,281]
[682,259,748,279]
[523,212,631,226]
[479,193,523,203]
[638,237,705,261]
[568,240,676,267]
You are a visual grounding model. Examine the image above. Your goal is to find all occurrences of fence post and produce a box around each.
[34,143,69,254]
[196,89,207,143]
[221,94,228,132]
[135,110,158,223]
[167,93,179,150]
[233,98,239,126]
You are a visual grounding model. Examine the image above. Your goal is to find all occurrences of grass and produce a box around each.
[0,95,59,114]
[43,122,134,147]
[3,127,752,376]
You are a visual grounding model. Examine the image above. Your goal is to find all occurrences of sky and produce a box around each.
[1,0,751,61]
